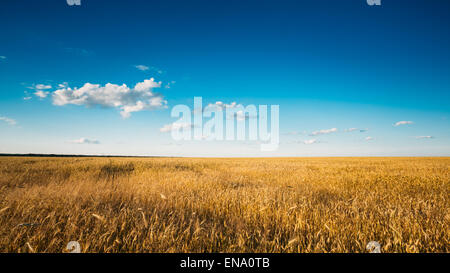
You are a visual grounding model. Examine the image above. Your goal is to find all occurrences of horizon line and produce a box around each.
[1,153,449,159]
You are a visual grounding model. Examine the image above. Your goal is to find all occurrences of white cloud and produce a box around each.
[28,84,52,98]
[23,96,32,101]
[303,139,318,145]
[310,128,338,136]
[345,128,368,133]
[52,78,167,118]
[365,136,374,141]
[160,122,193,133]
[34,90,50,98]
[0,116,17,126]
[69,138,100,144]
[394,121,414,127]
[415,136,433,139]
[34,84,52,90]
[135,65,149,71]
[58,82,69,88]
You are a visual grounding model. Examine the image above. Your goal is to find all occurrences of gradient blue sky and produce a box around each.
[0,0,449,156]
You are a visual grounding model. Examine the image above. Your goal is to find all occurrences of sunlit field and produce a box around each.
[0,157,448,253]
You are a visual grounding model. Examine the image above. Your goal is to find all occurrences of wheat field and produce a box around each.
[0,156,448,253]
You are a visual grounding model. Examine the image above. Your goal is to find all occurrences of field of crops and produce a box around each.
[0,157,448,253]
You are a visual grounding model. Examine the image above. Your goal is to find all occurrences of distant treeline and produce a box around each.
[0,154,169,158]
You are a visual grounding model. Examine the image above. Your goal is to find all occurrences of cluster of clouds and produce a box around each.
[32,84,52,98]
[8,65,177,145]
[63,118,435,147]
[2,54,437,149]
[297,120,434,145]
[20,61,172,119]
[23,83,53,100]
[0,116,17,126]
[161,100,259,134]
[159,115,435,146]
[27,78,168,118]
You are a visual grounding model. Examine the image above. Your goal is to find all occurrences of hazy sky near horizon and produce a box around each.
[0,0,449,156]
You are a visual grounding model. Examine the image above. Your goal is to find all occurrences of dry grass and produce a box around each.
[0,157,448,253]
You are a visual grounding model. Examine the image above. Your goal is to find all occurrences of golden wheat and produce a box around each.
[0,157,448,253]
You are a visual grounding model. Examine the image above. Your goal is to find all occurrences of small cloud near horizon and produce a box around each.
[415,136,434,139]
[160,122,193,133]
[303,139,318,145]
[310,128,338,136]
[345,128,368,133]
[0,116,17,126]
[69,138,100,144]
[394,121,414,127]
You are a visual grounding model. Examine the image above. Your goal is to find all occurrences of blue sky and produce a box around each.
[0,0,449,156]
